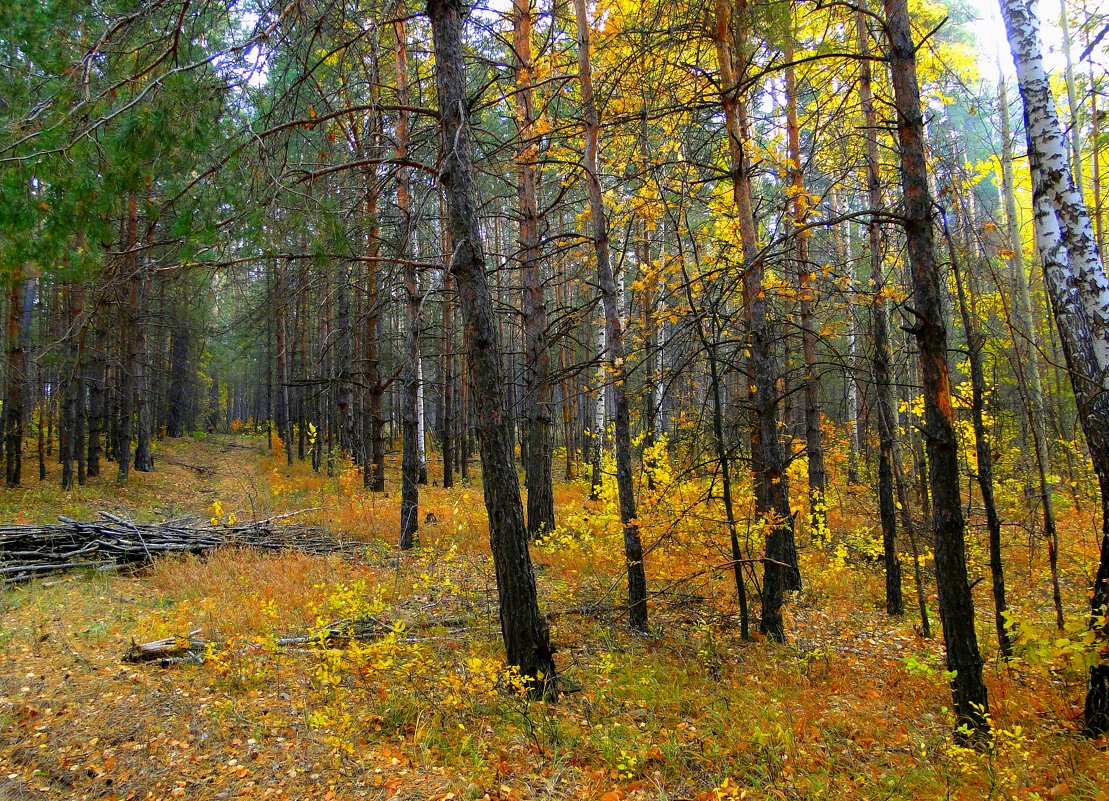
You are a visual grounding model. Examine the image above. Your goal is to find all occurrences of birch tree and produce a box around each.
[1000,0,1109,737]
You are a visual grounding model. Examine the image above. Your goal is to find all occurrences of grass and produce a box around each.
[0,433,1105,800]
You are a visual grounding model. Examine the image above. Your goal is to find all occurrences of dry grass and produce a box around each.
[0,435,1106,800]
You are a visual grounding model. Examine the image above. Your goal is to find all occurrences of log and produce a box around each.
[124,617,390,665]
[125,630,206,663]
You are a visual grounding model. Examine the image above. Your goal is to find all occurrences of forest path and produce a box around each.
[0,434,463,801]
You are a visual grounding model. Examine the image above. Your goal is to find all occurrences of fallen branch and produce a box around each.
[123,614,467,665]
[0,513,363,584]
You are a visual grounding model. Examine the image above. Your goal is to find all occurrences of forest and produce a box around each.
[0,0,1108,797]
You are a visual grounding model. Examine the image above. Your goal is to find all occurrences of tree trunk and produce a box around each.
[117,194,139,483]
[856,7,903,616]
[884,0,989,737]
[712,0,798,642]
[573,0,648,632]
[947,217,1014,659]
[275,262,293,466]
[365,176,387,491]
[1000,0,1109,737]
[516,0,555,539]
[428,0,556,694]
[785,28,827,535]
[4,265,26,488]
[86,308,105,477]
[133,253,153,473]
[441,196,455,490]
[397,17,419,551]
[60,283,81,490]
[1000,71,1063,630]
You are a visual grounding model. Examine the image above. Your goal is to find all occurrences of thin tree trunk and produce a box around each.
[117,194,139,483]
[397,18,419,550]
[1060,0,1084,194]
[86,307,105,478]
[133,253,153,473]
[60,283,81,490]
[573,0,648,632]
[947,216,1014,659]
[516,0,555,538]
[679,254,750,639]
[276,263,293,467]
[856,7,902,616]
[785,28,826,535]
[441,196,455,490]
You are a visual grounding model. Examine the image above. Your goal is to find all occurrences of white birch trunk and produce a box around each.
[595,310,606,448]
[417,354,426,474]
[655,316,666,438]
[1001,0,1109,382]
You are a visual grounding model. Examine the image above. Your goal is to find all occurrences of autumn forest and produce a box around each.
[0,0,1108,797]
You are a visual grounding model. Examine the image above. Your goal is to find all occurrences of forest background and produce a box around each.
[0,0,1108,798]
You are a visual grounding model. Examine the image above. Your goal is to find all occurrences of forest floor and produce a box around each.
[0,434,1106,800]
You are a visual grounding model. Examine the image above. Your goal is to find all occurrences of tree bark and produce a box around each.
[784,27,827,535]
[397,17,419,551]
[883,0,989,737]
[856,7,903,616]
[573,0,648,632]
[712,0,799,642]
[4,264,26,488]
[1001,0,1109,737]
[428,0,556,693]
[117,194,139,483]
[516,0,555,539]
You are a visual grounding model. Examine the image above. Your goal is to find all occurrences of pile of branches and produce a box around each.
[0,511,362,583]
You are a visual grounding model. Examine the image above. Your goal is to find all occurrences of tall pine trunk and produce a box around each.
[856,7,902,616]
[884,0,989,737]
[397,17,419,551]
[516,0,555,539]
[427,0,556,693]
[712,0,799,642]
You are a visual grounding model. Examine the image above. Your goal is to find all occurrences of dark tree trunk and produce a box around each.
[784,33,826,535]
[60,283,82,490]
[397,17,419,550]
[947,217,1013,659]
[428,0,556,693]
[86,310,105,478]
[336,268,354,457]
[117,195,139,483]
[856,7,903,616]
[365,194,387,490]
[4,266,27,487]
[516,0,555,539]
[441,232,455,490]
[275,261,293,467]
[884,0,989,737]
[166,323,190,437]
[133,264,153,472]
[711,0,798,642]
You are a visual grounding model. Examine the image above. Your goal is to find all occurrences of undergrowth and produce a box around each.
[0,434,1105,800]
